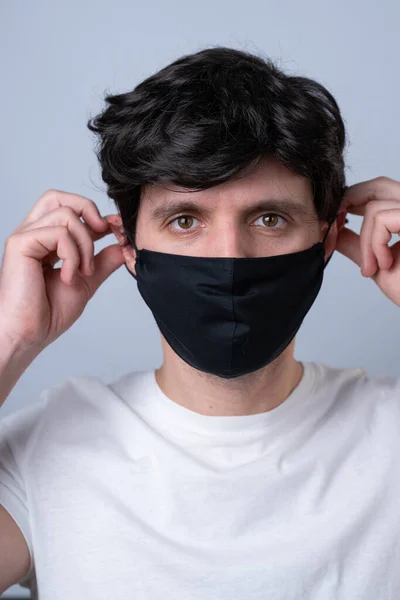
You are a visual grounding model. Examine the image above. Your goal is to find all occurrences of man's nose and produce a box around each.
[207,227,249,258]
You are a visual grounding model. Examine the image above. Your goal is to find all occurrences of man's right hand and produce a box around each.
[0,189,125,353]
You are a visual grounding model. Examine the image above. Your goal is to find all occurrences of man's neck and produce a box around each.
[155,340,303,417]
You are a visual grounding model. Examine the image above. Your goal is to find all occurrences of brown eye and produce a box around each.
[262,214,279,228]
[177,216,194,229]
[168,215,200,234]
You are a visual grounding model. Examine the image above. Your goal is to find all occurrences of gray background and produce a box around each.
[1,0,399,596]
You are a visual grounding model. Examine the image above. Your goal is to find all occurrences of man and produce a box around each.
[0,46,400,599]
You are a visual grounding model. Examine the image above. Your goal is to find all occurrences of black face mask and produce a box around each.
[125,224,334,379]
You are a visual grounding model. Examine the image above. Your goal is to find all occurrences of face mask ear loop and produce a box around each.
[125,229,138,253]
[322,219,335,245]
[321,218,337,269]
[123,229,139,279]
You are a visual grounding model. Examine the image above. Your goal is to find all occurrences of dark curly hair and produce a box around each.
[87,46,347,247]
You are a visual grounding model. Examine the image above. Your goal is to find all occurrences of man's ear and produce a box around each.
[105,214,137,276]
[322,208,348,263]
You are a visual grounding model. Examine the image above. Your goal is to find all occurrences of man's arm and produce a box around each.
[0,503,31,593]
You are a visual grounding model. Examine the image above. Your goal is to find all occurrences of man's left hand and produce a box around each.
[336,176,400,306]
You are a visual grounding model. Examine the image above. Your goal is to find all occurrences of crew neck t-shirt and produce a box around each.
[1,361,400,599]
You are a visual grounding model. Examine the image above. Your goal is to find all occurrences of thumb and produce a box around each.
[89,243,125,292]
[335,227,362,268]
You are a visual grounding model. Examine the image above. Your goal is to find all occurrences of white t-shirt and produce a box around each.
[1,361,400,599]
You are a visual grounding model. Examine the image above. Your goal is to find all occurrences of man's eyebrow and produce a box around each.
[148,198,315,222]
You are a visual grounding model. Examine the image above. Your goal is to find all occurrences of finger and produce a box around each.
[359,204,378,277]
[87,244,125,294]
[371,209,400,271]
[335,227,362,268]
[7,226,80,286]
[346,199,400,217]
[26,209,114,275]
[20,211,113,242]
[342,177,400,211]
[360,205,400,277]
[20,206,97,277]
[348,201,400,276]
[15,189,108,234]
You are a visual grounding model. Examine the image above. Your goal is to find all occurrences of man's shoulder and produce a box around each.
[0,368,155,452]
[310,361,400,412]
[38,367,156,421]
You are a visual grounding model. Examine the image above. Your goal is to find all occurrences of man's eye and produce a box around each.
[168,215,199,231]
[167,213,287,233]
[254,214,286,229]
